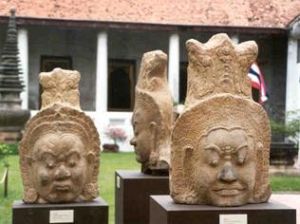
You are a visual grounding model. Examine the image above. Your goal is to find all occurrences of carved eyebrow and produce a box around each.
[236,144,248,152]
[39,151,56,160]
[66,151,81,158]
[204,144,221,154]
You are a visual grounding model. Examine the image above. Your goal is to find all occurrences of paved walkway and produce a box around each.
[271,193,300,224]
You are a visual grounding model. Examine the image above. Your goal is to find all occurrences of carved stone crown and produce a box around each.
[39,68,81,110]
[185,33,258,107]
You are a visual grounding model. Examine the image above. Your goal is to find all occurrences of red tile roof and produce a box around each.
[0,0,299,28]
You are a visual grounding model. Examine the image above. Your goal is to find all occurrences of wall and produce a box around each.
[26,26,98,111]
[109,29,169,80]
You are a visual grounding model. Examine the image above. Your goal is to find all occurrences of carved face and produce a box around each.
[31,133,88,203]
[189,128,255,206]
[130,110,155,163]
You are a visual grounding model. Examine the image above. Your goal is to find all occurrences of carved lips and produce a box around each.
[212,183,246,196]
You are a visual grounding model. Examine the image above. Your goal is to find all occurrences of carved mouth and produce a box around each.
[54,184,71,191]
[213,189,244,196]
[212,185,245,196]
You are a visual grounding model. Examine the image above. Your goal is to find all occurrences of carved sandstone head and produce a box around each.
[170,34,271,206]
[19,68,100,203]
[130,50,173,174]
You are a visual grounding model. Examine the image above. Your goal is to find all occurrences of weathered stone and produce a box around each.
[170,33,271,206]
[130,50,173,174]
[19,68,100,203]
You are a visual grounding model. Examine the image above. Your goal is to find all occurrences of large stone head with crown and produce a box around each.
[170,34,271,206]
[130,50,173,174]
[19,68,100,203]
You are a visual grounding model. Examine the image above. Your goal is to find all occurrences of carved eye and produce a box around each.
[46,161,55,169]
[236,145,248,165]
[42,153,56,169]
[67,152,80,167]
[68,160,77,167]
[204,145,220,167]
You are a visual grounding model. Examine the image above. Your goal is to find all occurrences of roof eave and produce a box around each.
[0,16,288,35]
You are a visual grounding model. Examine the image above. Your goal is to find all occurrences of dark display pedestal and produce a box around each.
[150,195,296,224]
[115,170,169,224]
[13,197,108,224]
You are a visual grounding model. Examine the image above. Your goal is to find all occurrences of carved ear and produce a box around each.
[149,121,157,136]
[87,152,96,163]
[149,121,157,151]
[183,146,194,163]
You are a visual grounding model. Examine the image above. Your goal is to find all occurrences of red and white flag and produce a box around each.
[248,63,268,104]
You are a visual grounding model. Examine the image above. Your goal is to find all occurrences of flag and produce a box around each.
[248,63,268,103]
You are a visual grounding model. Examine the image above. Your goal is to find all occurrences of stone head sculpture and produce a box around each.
[19,68,100,203]
[130,50,173,174]
[170,34,271,206]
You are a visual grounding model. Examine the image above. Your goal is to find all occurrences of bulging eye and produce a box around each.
[68,160,77,167]
[46,162,55,169]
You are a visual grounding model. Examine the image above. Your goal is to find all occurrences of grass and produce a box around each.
[270,175,300,192]
[1,153,300,224]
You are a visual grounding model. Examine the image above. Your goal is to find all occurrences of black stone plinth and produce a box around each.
[115,170,169,224]
[150,195,296,224]
[13,197,108,224]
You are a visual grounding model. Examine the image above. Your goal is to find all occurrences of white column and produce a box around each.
[18,29,29,110]
[285,38,300,118]
[285,37,300,169]
[96,32,108,113]
[231,34,239,44]
[168,33,180,103]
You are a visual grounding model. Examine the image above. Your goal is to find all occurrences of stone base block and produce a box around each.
[13,197,108,224]
[115,170,169,224]
[150,195,296,224]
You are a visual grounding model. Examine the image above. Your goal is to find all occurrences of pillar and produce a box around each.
[168,33,180,103]
[96,32,108,113]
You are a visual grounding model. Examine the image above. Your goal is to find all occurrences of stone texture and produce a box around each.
[19,68,100,203]
[130,50,173,174]
[170,33,271,206]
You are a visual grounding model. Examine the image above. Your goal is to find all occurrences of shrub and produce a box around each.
[105,126,127,145]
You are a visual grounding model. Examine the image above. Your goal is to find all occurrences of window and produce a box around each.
[40,56,73,72]
[108,59,135,111]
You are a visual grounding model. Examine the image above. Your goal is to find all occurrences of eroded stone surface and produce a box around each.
[19,68,100,203]
[170,33,271,206]
[130,50,173,174]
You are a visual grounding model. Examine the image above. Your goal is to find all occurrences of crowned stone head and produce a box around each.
[19,68,100,203]
[130,50,173,174]
[170,34,271,206]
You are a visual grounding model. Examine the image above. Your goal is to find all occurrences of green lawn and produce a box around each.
[1,153,300,224]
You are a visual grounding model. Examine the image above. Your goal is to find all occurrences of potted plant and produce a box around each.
[270,110,300,166]
[103,126,127,152]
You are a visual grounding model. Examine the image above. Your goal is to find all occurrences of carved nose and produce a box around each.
[218,162,237,183]
[54,165,71,180]
[130,137,136,146]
